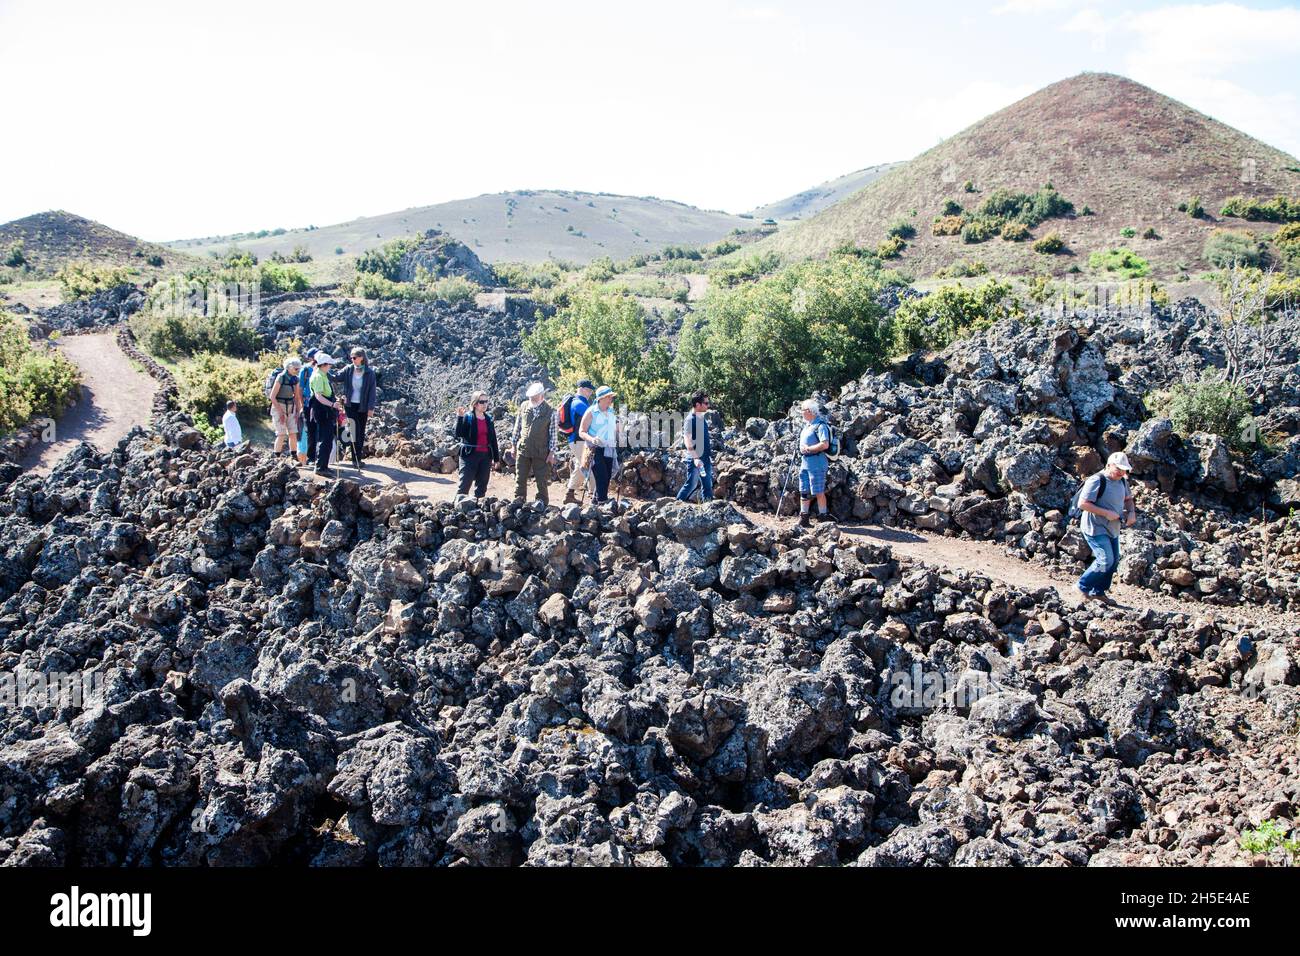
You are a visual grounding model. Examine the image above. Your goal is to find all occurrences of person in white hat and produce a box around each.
[309,352,344,477]
[796,398,833,528]
[578,385,620,505]
[512,381,555,505]
[1075,450,1137,603]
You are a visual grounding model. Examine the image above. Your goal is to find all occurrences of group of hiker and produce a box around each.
[247,352,1140,606]
[256,347,379,478]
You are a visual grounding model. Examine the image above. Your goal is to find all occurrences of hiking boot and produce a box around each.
[315,467,335,479]
[564,491,578,505]
[816,511,835,524]
[798,513,811,529]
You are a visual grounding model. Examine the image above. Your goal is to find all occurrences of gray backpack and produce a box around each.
[1067,474,1107,520]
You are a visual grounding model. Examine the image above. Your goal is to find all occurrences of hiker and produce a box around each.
[1075,451,1137,603]
[676,391,714,502]
[309,352,343,477]
[797,398,833,527]
[578,385,620,506]
[513,382,556,505]
[337,346,378,468]
[267,356,303,458]
[454,390,500,498]
[560,379,596,505]
[222,400,242,448]
[298,352,317,464]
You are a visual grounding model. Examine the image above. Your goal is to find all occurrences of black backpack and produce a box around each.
[1067,474,1107,520]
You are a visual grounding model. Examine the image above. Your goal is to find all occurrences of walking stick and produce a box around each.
[775,445,801,518]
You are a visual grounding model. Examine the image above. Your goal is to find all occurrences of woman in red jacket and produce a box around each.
[453,390,500,498]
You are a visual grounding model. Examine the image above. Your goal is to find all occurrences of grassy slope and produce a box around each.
[751,73,1300,280]
[164,190,754,266]
[0,210,200,276]
[748,162,904,221]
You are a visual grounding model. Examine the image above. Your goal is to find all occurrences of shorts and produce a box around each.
[795,463,826,496]
[271,401,295,437]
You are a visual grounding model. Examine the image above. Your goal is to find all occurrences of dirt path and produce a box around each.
[306,455,1300,631]
[20,331,157,475]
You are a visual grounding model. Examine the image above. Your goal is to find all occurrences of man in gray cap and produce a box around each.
[513,381,556,505]
[560,379,596,504]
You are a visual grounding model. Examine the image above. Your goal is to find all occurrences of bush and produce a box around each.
[709,251,782,288]
[524,289,675,410]
[0,310,81,433]
[355,237,420,281]
[334,247,345,256]
[934,259,988,279]
[1220,196,1300,223]
[1089,247,1149,278]
[978,185,1074,227]
[877,236,906,259]
[1203,229,1269,269]
[177,351,280,443]
[426,275,479,306]
[493,260,568,290]
[1179,196,1204,219]
[1151,375,1254,450]
[146,253,164,267]
[1119,227,1137,239]
[1033,231,1065,254]
[961,218,999,244]
[4,241,26,268]
[886,220,916,240]
[932,215,964,237]
[56,262,133,301]
[677,258,898,419]
[1142,227,1160,240]
[892,280,1021,354]
[258,262,310,294]
[940,200,963,216]
[129,308,261,360]
[1000,221,1031,242]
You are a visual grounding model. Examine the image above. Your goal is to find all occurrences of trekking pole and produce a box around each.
[774,445,801,518]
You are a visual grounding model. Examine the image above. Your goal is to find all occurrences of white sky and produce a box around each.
[1,0,1297,240]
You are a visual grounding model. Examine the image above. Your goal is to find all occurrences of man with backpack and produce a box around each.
[265,356,303,458]
[797,398,835,528]
[1073,451,1137,603]
[559,380,595,505]
[298,353,317,464]
[676,391,714,502]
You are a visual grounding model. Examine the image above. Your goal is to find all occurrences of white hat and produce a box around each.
[526,382,546,399]
[315,352,338,366]
[1108,451,1133,471]
[800,399,820,413]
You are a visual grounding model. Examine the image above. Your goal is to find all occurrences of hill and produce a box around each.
[754,73,1300,280]
[748,162,903,221]
[165,190,754,266]
[0,210,188,276]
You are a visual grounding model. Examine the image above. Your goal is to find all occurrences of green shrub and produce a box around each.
[1119,227,1136,239]
[877,236,906,259]
[892,280,1021,354]
[1142,227,1160,240]
[0,310,81,433]
[258,262,310,294]
[1203,229,1269,269]
[426,275,479,305]
[493,260,567,290]
[1000,221,1031,242]
[963,180,976,193]
[940,200,963,216]
[129,309,260,360]
[1220,195,1300,223]
[978,185,1074,227]
[524,289,674,410]
[1151,374,1255,450]
[677,258,899,419]
[1033,231,1065,254]
[177,351,280,443]
[1089,247,1149,278]
[709,251,782,288]
[56,262,133,301]
[934,259,988,278]
[1179,196,1204,219]
[886,220,916,240]
[4,241,26,268]
[355,236,420,280]
[334,247,345,255]
[961,218,999,244]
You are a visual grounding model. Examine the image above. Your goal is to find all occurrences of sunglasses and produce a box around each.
[475,399,487,405]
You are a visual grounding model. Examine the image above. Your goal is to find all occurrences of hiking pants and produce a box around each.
[515,455,549,504]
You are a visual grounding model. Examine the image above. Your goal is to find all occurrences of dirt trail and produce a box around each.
[309,455,1300,632]
[20,331,157,475]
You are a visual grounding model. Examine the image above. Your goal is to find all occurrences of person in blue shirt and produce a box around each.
[797,398,832,528]
[676,391,714,502]
[561,380,595,504]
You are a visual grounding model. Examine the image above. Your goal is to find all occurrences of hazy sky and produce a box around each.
[2,0,1297,240]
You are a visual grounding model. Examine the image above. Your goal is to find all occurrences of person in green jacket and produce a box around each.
[309,352,343,477]
[513,381,556,505]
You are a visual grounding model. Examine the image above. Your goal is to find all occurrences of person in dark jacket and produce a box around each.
[454,390,500,498]
[334,346,378,468]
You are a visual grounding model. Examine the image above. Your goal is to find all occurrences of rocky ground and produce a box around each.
[0,424,1296,867]
[619,302,1300,612]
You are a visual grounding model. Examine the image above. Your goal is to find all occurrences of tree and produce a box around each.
[1207,264,1300,401]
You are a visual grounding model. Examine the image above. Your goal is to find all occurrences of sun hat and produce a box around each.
[315,352,338,366]
[526,382,546,399]
[1107,451,1133,472]
[594,385,617,401]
